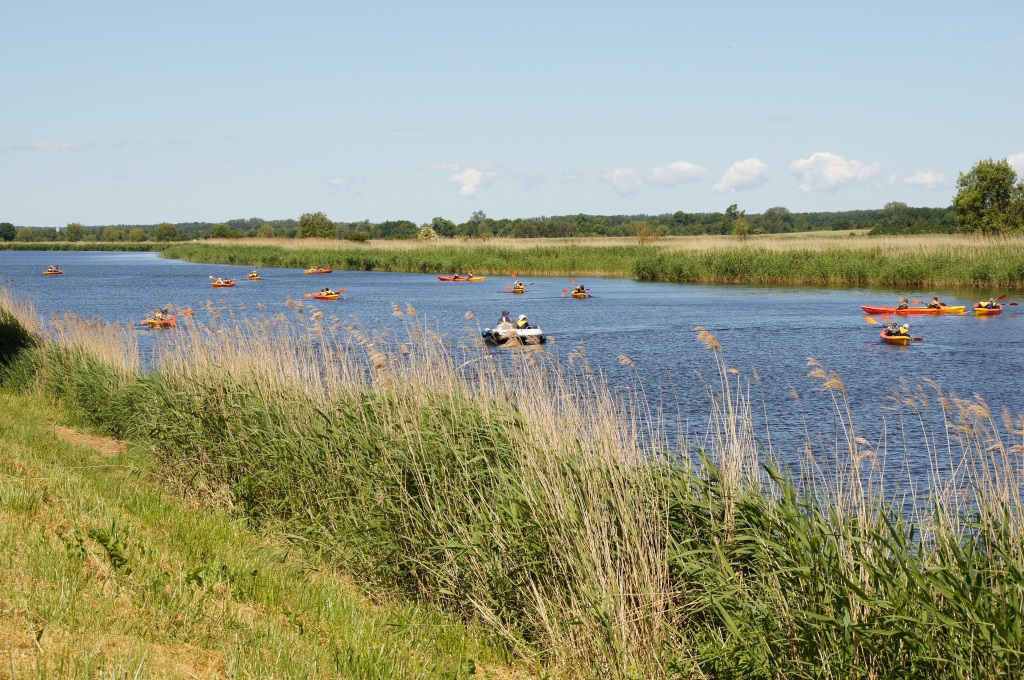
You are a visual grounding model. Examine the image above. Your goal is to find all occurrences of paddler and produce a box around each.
[896,297,909,310]
[926,297,942,309]
[516,314,531,329]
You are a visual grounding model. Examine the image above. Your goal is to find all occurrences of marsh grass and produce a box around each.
[163,233,1024,289]
[3,283,1024,677]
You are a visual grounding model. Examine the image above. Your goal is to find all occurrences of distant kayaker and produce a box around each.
[897,297,909,310]
[513,280,524,292]
[979,298,997,309]
[927,297,942,309]
[516,314,530,329]
[574,284,586,294]
[467,271,475,279]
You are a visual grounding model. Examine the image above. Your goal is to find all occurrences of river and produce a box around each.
[4,250,1022,490]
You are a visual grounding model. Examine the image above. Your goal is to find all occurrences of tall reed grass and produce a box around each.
[2,282,1023,678]
[163,233,1024,290]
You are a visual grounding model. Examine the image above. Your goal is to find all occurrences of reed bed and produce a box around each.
[164,233,1024,290]
[2,283,1024,678]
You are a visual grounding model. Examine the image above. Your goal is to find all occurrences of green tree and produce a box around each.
[128,228,147,242]
[154,222,181,242]
[0,222,17,241]
[257,224,276,238]
[64,222,85,242]
[298,211,336,238]
[760,206,792,233]
[953,158,1024,234]
[733,216,751,240]
[14,227,37,242]
[430,216,456,238]
[100,226,125,241]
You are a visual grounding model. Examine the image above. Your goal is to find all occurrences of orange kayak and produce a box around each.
[974,304,1003,315]
[211,280,236,287]
[140,316,177,328]
[43,270,64,275]
[304,268,333,275]
[312,293,339,300]
[438,275,485,281]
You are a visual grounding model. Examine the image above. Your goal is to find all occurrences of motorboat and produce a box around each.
[481,321,546,346]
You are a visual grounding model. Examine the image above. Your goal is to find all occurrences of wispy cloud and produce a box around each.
[789,152,881,194]
[903,169,948,190]
[327,174,365,197]
[600,167,643,197]
[712,158,770,193]
[2,141,82,152]
[1008,152,1024,175]
[648,161,707,187]
[422,163,501,197]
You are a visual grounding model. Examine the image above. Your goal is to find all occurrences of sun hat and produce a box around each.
[518,315,527,320]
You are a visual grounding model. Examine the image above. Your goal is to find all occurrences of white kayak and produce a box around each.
[481,322,546,346]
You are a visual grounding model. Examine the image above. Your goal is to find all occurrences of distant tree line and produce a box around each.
[0,205,961,244]
[6,156,1022,244]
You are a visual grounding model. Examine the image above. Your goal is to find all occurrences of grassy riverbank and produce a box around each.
[3,284,1024,677]
[0,304,518,677]
[160,233,1024,290]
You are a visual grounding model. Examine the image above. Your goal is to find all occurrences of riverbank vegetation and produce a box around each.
[160,232,1024,290]
[0,297,518,678]
[2,284,1023,678]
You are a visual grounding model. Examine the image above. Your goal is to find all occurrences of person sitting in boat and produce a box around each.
[899,323,910,336]
[573,284,586,294]
[896,297,909,310]
[979,298,997,309]
[248,270,258,278]
[513,280,524,292]
[927,297,942,309]
[500,310,512,325]
[516,314,531,329]
[47,265,56,272]
[215,278,224,285]
[884,322,900,336]
[466,271,475,279]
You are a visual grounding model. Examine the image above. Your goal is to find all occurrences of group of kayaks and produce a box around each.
[864,296,1013,345]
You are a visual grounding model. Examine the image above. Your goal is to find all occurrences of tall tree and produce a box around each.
[154,222,181,241]
[298,211,336,238]
[0,222,17,241]
[64,222,85,242]
[953,158,1024,234]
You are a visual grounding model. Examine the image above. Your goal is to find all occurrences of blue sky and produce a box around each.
[3,0,1022,227]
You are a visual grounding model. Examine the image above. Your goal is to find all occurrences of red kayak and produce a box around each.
[437,275,485,281]
[861,305,965,315]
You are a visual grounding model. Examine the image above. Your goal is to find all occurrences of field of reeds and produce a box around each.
[163,233,1024,290]
[2,282,1024,678]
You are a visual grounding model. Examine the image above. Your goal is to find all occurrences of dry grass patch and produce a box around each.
[52,425,126,458]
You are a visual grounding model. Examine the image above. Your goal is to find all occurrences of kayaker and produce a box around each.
[467,271,475,279]
[513,279,524,292]
[979,297,997,309]
[927,297,942,309]
[885,322,900,336]
[500,310,512,325]
[899,323,910,336]
[516,314,531,329]
[574,284,586,294]
[897,297,909,310]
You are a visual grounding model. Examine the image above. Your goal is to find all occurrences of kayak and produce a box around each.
[43,270,63,275]
[861,305,965,315]
[312,293,339,300]
[511,287,525,294]
[571,291,589,299]
[304,268,333,274]
[880,330,912,345]
[246,275,260,281]
[140,316,176,329]
[211,280,236,287]
[437,276,485,282]
[482,323,546,346]
[974,304,1003,315]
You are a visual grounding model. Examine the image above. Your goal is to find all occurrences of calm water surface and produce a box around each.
[4,250,1023,486]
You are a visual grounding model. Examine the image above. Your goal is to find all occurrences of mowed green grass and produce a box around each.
[0,390,520,679]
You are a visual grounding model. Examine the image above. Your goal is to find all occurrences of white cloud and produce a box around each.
[328,175,354,188]
[1009,152,1024,175]
[903,169,948,190]
[422,163,501,197]
[601,167,643,197]
[648,161,707,187]
[420,162,461,172]
[2,141,80,152]
[789,152,881,194]
[711,158,770,193]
